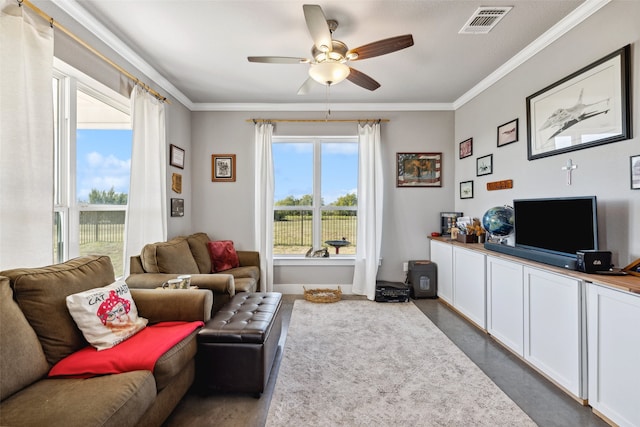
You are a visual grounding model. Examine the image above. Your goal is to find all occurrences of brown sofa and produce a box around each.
[0,255,213,427]
[126,232,260,313]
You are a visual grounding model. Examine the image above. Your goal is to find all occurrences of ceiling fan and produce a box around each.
[247,4,414,95]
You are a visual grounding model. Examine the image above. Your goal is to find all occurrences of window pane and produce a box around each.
[322,210,357,255]
[321,142,358,206]
[76,90,131,277]
[273,209,313,255]
[273,142,313,206]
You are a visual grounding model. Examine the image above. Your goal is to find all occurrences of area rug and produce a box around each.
[266,300,536,426]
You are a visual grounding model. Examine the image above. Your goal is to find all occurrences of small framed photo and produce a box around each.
[476,154,493,176]
[459,138,473,159]
[396,152,442,187]
[631,154,640,190]
[170,198,184,217]
[460,181,474,199]
[212,154,236,182]
[169,144,185,169]
[171,173,182,193]
[497,119,518,147]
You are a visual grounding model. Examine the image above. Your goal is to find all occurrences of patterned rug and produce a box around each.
[266,300,537,426]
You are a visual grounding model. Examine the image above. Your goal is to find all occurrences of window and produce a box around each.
[53,61,131,277]
[273,137,358,256]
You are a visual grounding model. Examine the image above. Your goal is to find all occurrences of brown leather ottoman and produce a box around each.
[196,292,282,396]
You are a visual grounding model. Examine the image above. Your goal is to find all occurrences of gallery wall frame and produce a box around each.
[631,154,640,190]
[169,144,185,169]
[211,154,236,182]
[170,198,184,217]
[497,119,518,147]
[460,181,474,199]
[459,138,473,159]
[526,44,631,160]
[171,173,182,193]
[396,152,442,187]
[476,154,493,176]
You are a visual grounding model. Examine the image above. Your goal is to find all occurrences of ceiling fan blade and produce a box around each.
[347,68,380,91]
[248,56,309,64]
[297,77,316,95]
[347,34,414,60]
[303,4,332,52]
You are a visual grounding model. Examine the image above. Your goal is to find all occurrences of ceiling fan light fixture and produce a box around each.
[309,61,350,85]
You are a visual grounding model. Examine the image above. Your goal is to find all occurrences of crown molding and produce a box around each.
[452,0,611,109]
[190,103,454,112]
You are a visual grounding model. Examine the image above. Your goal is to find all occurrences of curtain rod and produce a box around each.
[19,0,170,104]
[247,119,389,123]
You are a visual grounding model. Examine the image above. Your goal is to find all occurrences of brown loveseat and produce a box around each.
[126,232,260,313]
[0,255,212,427]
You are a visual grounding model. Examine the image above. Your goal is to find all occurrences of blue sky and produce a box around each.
[76,131,358,205]
[273,141,358,205]
[76,129,132,202]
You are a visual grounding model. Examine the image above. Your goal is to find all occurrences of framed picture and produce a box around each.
[631,154,640,190]
[396,153,442,187]
[171,173,182,193]
[169,144,185,169]
[211,154,236,182]
[459,138,473,159]
[460,181,474,199]
[526,44,631,160]
[170,198,184,217]
[497,119,518,147]
[476,154,493,176]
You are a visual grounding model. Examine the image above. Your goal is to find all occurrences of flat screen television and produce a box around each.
[513,196,599,257]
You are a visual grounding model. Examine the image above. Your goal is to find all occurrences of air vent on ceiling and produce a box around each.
[459,6,513,34]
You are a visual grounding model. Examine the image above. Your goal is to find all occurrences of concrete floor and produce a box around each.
[163,296,608,427]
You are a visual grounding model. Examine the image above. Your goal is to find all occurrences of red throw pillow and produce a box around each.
[207,240,240,272]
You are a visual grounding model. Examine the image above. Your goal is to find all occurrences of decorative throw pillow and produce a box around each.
[207,240,240,272]
[66,281,148,351]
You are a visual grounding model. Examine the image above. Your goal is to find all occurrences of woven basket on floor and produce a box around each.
[303,286,342,303]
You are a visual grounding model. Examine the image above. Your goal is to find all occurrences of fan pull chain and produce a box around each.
[325,83,331,121]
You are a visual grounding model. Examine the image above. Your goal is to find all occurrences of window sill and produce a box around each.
[273,256,356,267]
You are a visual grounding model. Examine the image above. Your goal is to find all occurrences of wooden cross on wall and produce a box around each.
[561,159,578,185]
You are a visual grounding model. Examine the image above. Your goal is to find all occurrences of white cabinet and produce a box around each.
[486,256,524,356]
[523,266,586,399]
[587,283,640,427]
[430,239,453,305]
[453,247,486,329]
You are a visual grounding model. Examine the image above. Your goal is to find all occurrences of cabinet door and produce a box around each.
[524,267,585,399]
[486,256,524,356]
[453,247,486,329]
[430,240,453,304]
[588,283,640,427]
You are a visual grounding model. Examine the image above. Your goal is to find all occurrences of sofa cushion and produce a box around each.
[0,371,156,427]
[1,255,116,366]
[140,237,200,274]
[0,277,50,401]
[207,240,240,272]
[66,281,148,350]
[187,232,213,274]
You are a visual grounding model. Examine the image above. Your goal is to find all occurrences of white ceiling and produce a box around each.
[51,0,606,110]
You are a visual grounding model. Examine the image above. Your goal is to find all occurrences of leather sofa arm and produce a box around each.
[131,288,213,323]
[237,251,260,268]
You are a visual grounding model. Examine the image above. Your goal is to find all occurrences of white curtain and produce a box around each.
[0,1,54,269]
[352,123,383,300]
[254,122,274,292]
[123,85,167,276]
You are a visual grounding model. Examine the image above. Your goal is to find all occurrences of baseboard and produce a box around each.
[273,284,353,295]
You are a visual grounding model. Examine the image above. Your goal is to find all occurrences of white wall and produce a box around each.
[454,0,640,267]
[191,110,454,287]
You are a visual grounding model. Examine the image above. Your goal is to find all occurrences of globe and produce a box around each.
[482,205,514,238]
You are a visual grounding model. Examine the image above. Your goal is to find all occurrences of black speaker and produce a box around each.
[576,250,612,273]
[407,260,437,299]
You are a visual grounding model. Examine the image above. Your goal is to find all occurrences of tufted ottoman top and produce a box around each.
[198,292,282,344]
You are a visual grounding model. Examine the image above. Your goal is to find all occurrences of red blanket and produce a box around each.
[49,321,204,378]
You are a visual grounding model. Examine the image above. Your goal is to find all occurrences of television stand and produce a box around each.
[483,242,578,270]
